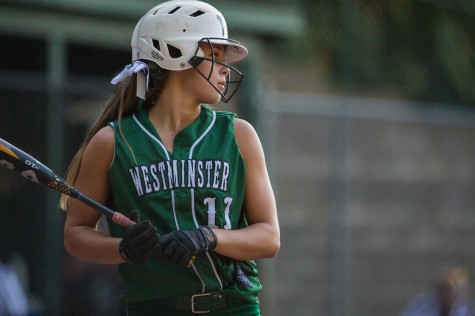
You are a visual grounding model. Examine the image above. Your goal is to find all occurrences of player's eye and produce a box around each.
[198,42,226,62]
[212,50,225,62]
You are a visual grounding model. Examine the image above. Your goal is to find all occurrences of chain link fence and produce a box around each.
[257,91,475,316]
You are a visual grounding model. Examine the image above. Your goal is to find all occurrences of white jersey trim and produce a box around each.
[132,110,223,292]
[132,114,180,230]
[186,110,224,291]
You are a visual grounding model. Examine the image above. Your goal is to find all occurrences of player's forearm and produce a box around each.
[64,226,124,264]
[212,222,280,261]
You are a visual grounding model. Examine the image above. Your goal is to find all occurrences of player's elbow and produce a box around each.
[63,228,75,256]
[261,228,280,258]
[63,224,85,258]
[268,235,280,258]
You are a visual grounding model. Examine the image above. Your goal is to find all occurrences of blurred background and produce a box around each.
[0,0,474,315]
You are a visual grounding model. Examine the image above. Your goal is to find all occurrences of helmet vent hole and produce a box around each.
[152,10,159,15]
[152,40,161,51]
[189,10,205,17]
[167,45,183,59]
[167,7,181,14]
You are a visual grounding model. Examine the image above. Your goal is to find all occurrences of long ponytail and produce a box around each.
[59,61,169,211]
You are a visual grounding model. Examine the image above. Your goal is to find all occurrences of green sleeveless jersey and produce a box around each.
[106,105,261,304]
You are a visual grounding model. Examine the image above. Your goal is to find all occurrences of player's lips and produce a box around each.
[217,82,226,91]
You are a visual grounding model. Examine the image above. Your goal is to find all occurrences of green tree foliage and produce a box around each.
[275,0,475,105]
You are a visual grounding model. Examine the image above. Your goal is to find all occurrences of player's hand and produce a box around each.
[119,210,161,264]
[160,226,217,268]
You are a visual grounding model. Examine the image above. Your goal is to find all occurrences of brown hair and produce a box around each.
[59,61,169,210]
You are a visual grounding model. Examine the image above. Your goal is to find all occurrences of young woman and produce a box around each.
[61,1,280,315]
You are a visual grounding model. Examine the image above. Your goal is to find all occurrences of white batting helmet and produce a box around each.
[131,0,248,71]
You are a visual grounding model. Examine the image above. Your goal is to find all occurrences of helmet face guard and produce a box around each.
[189,38,245,103]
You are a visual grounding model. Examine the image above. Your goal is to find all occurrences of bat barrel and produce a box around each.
[0,137,135,228]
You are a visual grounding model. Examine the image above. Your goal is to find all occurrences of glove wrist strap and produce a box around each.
[199,226,218,250]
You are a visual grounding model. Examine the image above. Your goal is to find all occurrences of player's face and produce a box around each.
[185,43,230,104]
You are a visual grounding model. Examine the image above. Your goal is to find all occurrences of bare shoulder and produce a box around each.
[234,118,258,141]
[91,125,114,145]
[83,125,114,167]
[234,118,263,161]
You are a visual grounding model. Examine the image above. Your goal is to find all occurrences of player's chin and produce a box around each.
[202,92,222,105]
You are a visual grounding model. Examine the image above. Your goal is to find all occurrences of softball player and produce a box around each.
[61,1,280,315]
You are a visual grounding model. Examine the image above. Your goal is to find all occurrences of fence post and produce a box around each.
[43,32,66,316]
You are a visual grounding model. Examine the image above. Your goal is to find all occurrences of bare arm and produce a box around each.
[63,126,124,264]
[212,118,280,261]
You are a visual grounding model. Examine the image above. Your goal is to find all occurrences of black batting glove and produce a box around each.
[119,210,161,264]
[160,226,217,268]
